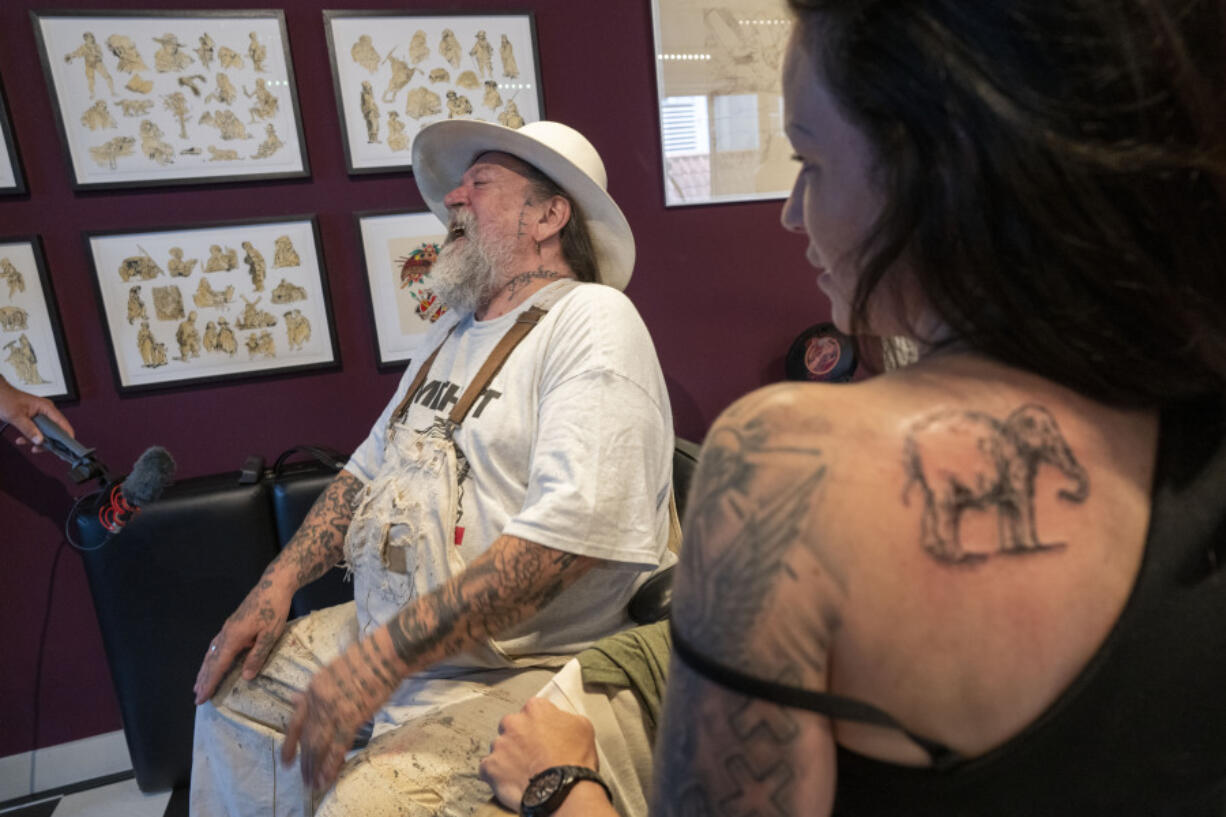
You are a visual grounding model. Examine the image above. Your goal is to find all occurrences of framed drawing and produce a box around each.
[0,76,28,195]
[650,1,797,206]
[356,209,451,367]
[84,216,337,392]
[32,10,309,190]
[0,237,76,401]
[324,10,543,174]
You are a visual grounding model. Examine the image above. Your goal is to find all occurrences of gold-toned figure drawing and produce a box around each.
[177,74,208,97]
[386,111,408,151]
[251,124,284,159]
[483,80,502,111]
[497,99,524,129]
[218,46,244,71]
[428,67,450,84]
[455,71,480,91]
[205,73,237,105]
[500,34,519,78]
[360,81,379,143]
[153,285,185,321]
[118,247,163,281]
[0,306,29,332]
[270,278,306,303]
[245,329,275,359]
[4,335,46,385]
[199,109,250,141]
[175,311,200,360]
[65,33,115,99]
[118,98,154,116]
[470,31,493,79]
[445,90,473,119]
[163,92,191,138]
[381,54,415,103]
[409,30,430,65]
[139,120,174,165]
[105,34,148,73]
[247,32,267,73]
[81,100,116,131]
[167,247,198,277]
[244,78,278,123]
[236,296,277,330]
[284,309,310,350]
[241,241,266,291]
[195,33,215,70]
[202,319,218,352]
[136,320,168,368]
[90,136,136,168]
[439,29,462,69]
[273,235,300,268]
[208,146,241,161]
[405,86,441,120]
[125,74,153,94]
[204,244,238,272]
[126,285,147,324]
[193,278,235,309]
[0,259,25,299]
[216,317,237,355]
[350,34,380,73]
[153,33,194,73]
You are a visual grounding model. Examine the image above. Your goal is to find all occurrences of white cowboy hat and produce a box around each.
[411,120,635,291]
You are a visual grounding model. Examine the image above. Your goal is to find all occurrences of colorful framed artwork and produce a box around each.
[0,237,76,400]
[324,10,543,174]
[356,209,452,368]
[84,216,337,393]
[650,0,797,206]
[0,76,28,195]
[32,10,309,190]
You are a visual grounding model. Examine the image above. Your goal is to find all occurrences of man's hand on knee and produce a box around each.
[480,698,599,811]
[193,578,294,704]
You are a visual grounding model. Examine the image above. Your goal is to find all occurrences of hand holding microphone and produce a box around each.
[0,377,75,454]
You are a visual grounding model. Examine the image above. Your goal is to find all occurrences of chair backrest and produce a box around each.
[629,437,700,624]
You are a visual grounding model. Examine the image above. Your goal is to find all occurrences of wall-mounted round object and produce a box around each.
[785,322,858,383]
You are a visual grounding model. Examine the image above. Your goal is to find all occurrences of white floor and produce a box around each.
[0,777,172,817]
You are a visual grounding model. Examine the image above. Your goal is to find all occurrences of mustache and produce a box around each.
[443,210,476,247]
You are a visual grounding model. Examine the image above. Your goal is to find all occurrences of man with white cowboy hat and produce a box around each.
[189,119,675,817]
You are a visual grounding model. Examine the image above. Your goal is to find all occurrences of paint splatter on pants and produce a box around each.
[190,602,556,817]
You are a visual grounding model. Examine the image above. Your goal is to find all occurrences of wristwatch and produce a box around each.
[520,765,612,816]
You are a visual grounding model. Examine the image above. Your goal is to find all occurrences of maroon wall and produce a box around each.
[0,0,828,757]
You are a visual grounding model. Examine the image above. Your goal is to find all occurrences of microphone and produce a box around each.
[94,446,177,533]
[33,413,110,484]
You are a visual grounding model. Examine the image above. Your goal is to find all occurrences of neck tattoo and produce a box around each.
[504,266,562,299]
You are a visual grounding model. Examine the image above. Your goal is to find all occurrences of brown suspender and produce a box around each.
[387,284,574,434]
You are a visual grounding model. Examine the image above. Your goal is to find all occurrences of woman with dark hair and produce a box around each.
[481,1,1226,814]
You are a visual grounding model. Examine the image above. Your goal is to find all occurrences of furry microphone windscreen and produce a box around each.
[121,446,177,506]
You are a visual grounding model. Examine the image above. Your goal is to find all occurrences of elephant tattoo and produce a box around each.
[903,405,1089,563]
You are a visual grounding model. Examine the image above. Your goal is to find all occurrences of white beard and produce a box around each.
[429,212,515,315]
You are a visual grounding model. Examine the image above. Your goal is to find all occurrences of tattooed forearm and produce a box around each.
[384,535,595,671]
[269,470,363,590]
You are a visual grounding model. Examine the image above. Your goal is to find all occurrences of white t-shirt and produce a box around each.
[346,281,676,657]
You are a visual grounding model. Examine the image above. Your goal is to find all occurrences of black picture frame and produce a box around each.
[31,9,310,191]
[83,215,339,394]
[323,9,545,175]
[0,75,28,196]
[0,236,77,401]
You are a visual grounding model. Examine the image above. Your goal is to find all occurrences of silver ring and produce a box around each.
[210,644,218,652]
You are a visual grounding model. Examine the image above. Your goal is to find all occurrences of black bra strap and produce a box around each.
[670,622,962,769]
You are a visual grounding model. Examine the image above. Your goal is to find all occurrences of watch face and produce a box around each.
[523,767,563,808]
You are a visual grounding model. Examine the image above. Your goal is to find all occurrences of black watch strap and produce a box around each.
[520,765,612,817]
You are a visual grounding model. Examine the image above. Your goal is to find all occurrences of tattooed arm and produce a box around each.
[653,387,845,817]
[282,533,600,794]
[193,470,364,704]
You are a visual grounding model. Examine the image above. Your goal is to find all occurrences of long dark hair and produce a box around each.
[788,0,1226,406]
[520,164,601,284]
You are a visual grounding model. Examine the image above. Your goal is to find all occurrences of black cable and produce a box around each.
[30,536,69,794]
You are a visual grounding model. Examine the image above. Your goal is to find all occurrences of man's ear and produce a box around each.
[533,195,572,243]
